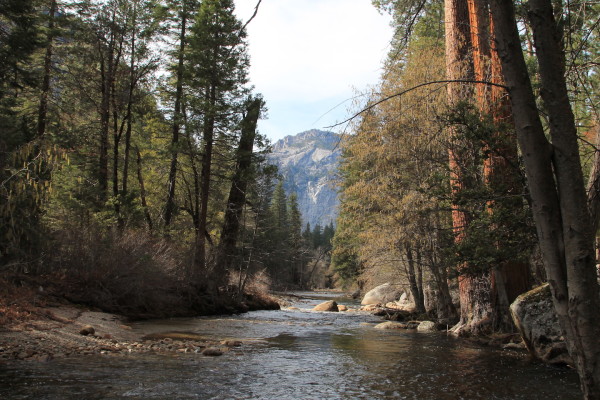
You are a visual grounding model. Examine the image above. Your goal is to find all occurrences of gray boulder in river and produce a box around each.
[417,321,437,332]
[361,283,402,305]
[510,283,572,365]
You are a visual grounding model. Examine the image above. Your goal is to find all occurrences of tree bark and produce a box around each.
[196,84,217,271]
[135,147,153,231]
[490,0,600,396]
[122,0,138,196]
[445,0,495,335]
[405,244,426,313]
[468,0,531,331]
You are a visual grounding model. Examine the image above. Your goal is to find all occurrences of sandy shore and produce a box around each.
[0,305,239,362]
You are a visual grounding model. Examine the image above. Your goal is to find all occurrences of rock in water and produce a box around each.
[417,321,437,332]
[312,300,339,312]
[337,304,348,312]
[202,348,223,357]
[510,284,572,365]
[374,321,410,330]
[361,283,401,305]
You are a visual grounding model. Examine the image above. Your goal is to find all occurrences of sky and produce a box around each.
[233,0,394,142]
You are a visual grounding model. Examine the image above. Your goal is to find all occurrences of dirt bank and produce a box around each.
[0,304,246,362]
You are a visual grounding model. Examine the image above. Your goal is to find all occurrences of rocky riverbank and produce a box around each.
[0,304,252,362]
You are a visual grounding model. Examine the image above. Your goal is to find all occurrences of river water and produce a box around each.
[0,291,582,399]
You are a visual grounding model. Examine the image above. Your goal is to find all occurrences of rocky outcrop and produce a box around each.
[268,130,340,227]
[510,284,572,365]
[312,300,339,312]
[361,283,402,305]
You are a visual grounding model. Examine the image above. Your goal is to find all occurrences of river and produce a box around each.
[0,291,582,399]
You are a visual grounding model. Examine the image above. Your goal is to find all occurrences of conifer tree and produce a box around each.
[186,0,250,270]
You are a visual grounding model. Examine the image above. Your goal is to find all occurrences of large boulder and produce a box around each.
[361,283,402,305]
[312,300,339,312]
[510,284,572,365]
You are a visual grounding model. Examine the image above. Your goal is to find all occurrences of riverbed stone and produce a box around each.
[202,348,223,357]
[337,305,348,312]
[374,321,405,330]
[79,325,95,336]
[312,300,339,312]
[361,283,402,305]
[221,340,242,347]
[510,283,572,365]
[416,321,437,332]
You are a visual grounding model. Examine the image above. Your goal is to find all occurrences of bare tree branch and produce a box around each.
[241,0,263,32]
[326,79,509,129]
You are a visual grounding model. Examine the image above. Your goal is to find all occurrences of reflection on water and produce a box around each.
[0,292,582,399]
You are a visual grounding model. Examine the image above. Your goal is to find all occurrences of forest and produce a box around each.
[0,0,334,318]
[2,0,600,398]
[331,0,600,397]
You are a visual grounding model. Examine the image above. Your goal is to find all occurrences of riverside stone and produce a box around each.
[510,284,572,365]
[221,340,243,347]
[374,321,406,330]
[416,321,437,332]
[79,325,95,336]
[361,283,401,305]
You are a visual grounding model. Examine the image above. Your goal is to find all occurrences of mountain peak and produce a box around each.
[268,130,340,228]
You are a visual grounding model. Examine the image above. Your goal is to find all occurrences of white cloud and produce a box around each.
[235,0,393,140]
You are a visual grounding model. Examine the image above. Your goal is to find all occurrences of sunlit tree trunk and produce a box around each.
[445,0,494,335]
[468,0,531,331]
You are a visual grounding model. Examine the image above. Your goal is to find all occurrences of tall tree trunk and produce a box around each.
[468,0,531,331]
[111,39,124,228]
[122,0,138,196]
[196,85,217,271]
[445,0,493,335]
[135,147,153,231]
[217,98,262,278]
[487,13,531,331]
[466,0,491,111]
[98,44,112,201]
[164,8,188,229]
[430,216,458,321]
[405,244,426,313]
[37,0,57,138]
[490,0,600,397]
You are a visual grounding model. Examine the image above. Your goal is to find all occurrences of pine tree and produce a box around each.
[287,192,303,285]
[186,0,250,270]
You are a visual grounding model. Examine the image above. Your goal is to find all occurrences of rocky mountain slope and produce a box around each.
[268,130,341,228]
